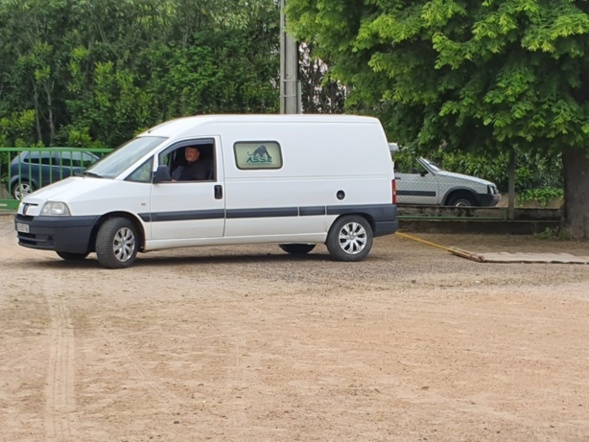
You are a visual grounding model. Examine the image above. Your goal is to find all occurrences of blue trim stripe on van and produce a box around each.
[227,207,298,219]
[139,204,393,222]
[299,206,326,216]
[143,209,225,222]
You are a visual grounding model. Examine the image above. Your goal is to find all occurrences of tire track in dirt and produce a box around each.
[0,218,79,441]
[0,214,16,262]
[42,273,78,441]
[225,327,250,433]
[95,325,186,440]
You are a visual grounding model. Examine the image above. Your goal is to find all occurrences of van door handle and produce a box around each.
[214,185,223,199]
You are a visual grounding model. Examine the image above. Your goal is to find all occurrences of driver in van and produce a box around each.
[172,146,212,181]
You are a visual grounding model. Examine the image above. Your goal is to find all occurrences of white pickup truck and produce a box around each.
[393,153,501,207]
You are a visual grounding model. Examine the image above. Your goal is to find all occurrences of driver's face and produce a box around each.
[185,147,200,163]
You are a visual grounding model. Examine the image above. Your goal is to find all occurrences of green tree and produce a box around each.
[287,0,589,238]
[299,42,346,113]
[0,0,280,149]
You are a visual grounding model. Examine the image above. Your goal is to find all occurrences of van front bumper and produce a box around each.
[15,214,98,254]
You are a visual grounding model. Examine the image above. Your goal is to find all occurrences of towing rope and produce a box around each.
[394,231,483,262]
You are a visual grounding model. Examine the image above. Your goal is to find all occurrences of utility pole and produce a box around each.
[280,0,301,114]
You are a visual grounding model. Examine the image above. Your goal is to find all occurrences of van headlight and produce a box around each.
[41,201,71,216]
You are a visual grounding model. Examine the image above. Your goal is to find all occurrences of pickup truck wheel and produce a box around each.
[279,244,316,255]
[56,251,89,261]
[12,181,34,200]
[326,215,373,262]
[449,195,477,207]
[96,218,138,268]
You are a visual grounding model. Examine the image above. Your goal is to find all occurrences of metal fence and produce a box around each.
[0,147,112,210]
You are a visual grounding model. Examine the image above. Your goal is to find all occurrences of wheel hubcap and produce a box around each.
[338,222,367,255]
[113,227,135,262]
[15,184,32,200]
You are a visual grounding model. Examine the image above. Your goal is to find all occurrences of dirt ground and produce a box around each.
[1,214,588,442]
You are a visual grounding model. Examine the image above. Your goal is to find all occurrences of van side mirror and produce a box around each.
[153,165,171,183]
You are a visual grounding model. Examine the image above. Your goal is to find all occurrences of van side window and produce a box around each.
[36,153,53,165]
[126,158,153,183]
[52,152,74,167]
[234,141,282,170]
[164,141,215,182]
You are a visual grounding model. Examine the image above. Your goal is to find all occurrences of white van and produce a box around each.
[15,115,398,268]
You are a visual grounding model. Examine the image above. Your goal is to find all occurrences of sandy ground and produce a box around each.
[1,214,588,442]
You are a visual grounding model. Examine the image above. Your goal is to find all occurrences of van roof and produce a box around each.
[140,114,381,138]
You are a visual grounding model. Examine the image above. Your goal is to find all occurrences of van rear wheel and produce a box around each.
[326,215,373,262]
[279,244,316,255]
[96,217,138,269]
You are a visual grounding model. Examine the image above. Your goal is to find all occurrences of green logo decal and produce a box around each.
[246,145,273,164]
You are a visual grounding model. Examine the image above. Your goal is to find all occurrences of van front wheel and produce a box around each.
[96,218,138,269]
[326,215,373,262]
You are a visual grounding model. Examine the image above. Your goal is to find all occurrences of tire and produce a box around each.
[12,181,34,200]
[56,251,89,261]
[279,244,316,255]
[326,215,373,262]
[448,195,477,207]
[96,217,138,269]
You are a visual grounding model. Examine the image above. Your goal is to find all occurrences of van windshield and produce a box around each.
[86,136,167,178]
